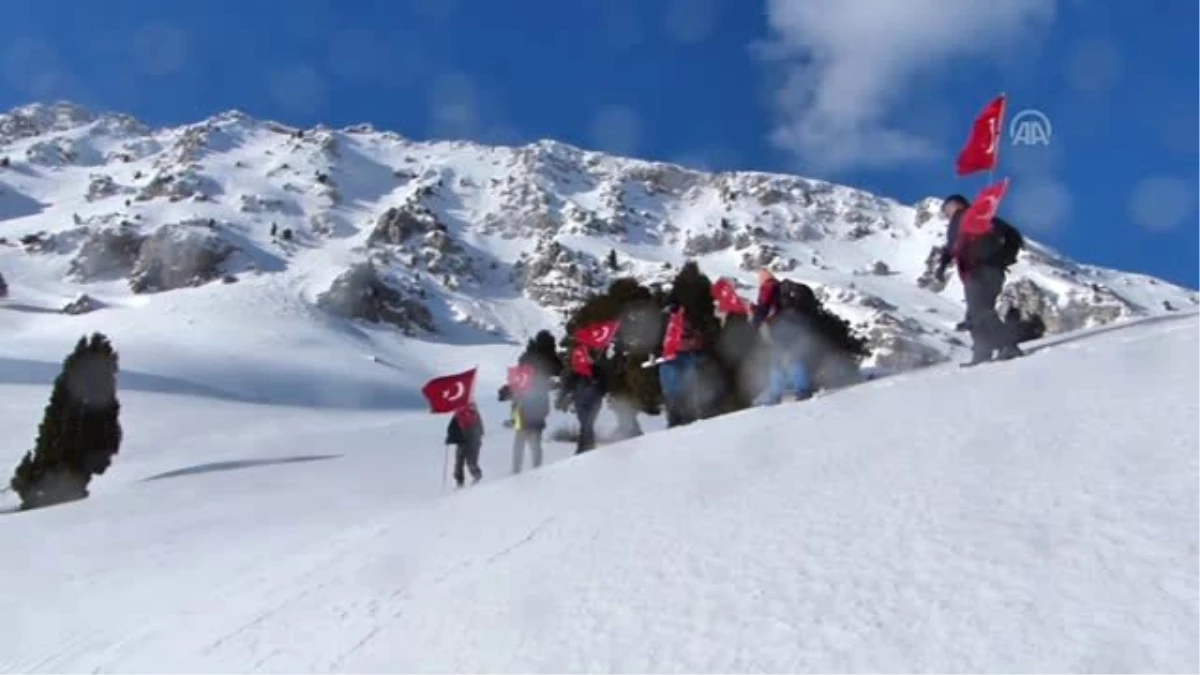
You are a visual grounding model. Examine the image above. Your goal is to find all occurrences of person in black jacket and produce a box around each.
[934,194,1023,365]
[444,402,484,487]
[556,348,608,454]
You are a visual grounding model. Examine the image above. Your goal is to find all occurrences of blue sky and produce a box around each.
[1,0,1196,286]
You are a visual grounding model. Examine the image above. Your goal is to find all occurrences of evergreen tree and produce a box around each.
[563,277,665,417]
[11,333,122,510]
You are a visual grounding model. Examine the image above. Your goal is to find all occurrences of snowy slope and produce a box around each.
[0,313,1195,673]
[1,101,1196,390]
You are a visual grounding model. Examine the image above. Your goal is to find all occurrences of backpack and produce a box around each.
[777,279,817,313]
[981,217,1024,268]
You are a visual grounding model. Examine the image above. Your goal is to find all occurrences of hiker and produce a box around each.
[657,302,707,427]
[445,402,484,487]
[501,370,551,474]
[934,194,1024,365]
[750,269,815,404]
[556,346,608,454]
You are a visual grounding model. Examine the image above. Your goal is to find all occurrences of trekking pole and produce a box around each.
[442,444,451,490]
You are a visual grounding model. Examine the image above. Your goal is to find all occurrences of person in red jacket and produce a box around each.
[445,402,484,487]
[750,269,813,404]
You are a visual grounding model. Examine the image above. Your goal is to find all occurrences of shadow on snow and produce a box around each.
[141,454,343,482]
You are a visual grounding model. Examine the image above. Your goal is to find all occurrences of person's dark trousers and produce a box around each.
[575,400,601,454]
[453,440,482,485]
[963,265,1018,362]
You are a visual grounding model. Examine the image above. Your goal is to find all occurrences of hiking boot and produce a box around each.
[996,345,1024,361]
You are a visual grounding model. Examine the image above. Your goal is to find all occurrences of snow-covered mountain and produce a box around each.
[1,102,1196,672]
[2,101,1195,378]
[1,310,1195,672]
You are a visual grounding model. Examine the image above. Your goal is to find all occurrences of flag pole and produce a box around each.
[990,91,1007,186]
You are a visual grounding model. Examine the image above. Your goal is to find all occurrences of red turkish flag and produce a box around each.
[712,277,749,315]
[661,307,686,361]
[420,367,477,414]
[507,364,535,395]
[961,177,1010,237]
[575,319,620,350]
[956,94,1006,176]
[569,344,593,377]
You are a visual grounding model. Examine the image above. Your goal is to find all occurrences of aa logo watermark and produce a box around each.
[1010,108,1052,146]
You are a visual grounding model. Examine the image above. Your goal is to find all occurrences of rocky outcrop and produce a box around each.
[62,293,103,315]
[86,174,123,202]
[129,222,235,293]
[0,102,94,145]
[682,227,734,256]
[998,277,1141,334]
[136,167,221,202]
[20,228,89,255]
[512,238,606,314]
[739,243,797,272]
[368,204,436,246]
[239,193,293,215]
[915,246,947,292]
[863,313,948,370]
[316,262,434,335]
[25,138,82,167]
[0,270,7,298]
[68,225,145,281]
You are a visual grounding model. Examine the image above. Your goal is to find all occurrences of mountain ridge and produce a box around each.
[1,100,1195,377]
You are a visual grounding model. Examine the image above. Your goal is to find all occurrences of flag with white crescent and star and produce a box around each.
[574,319,621,351]
[961,177,1011,237]
[421,367,477,414]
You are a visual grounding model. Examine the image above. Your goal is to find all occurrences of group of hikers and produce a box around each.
[444,193,1030,488]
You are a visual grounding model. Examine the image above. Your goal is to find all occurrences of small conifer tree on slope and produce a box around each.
[11,333,122,510]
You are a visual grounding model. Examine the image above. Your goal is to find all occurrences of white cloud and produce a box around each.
[598,3,644,52]
[327,28,384,84]
[132,22,188,77]
[1127,176,1196,233]
[759,0,1057,175]
[587,105,643,156]
[665,0,719,44]
[3,37,72,99]
[1063,35,1123,95]
[428,72,481,140]
[270,65,327,118]
[671,144,742,172]
[1006,175,1071,234]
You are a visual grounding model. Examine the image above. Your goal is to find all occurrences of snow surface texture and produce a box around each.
[0,311,1196,673]
[1,101,1198,672]
[1,101,1196,384]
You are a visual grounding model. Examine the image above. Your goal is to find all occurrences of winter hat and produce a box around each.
[942,194,970,209]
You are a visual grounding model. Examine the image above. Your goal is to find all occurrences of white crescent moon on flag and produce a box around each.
[591,326,611,342]
[980,195,999,219]
[443,381,466,401]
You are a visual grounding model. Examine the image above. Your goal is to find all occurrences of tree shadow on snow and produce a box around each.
[0,356,263,402]
[141,454,342,482]
[0,180,49,221]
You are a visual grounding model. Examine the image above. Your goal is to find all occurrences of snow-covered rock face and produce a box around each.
[69,225,145,282]
[316,262,433,335]
[129,222,235,293]
[512,237,607,314]
[0,100,1195,370]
